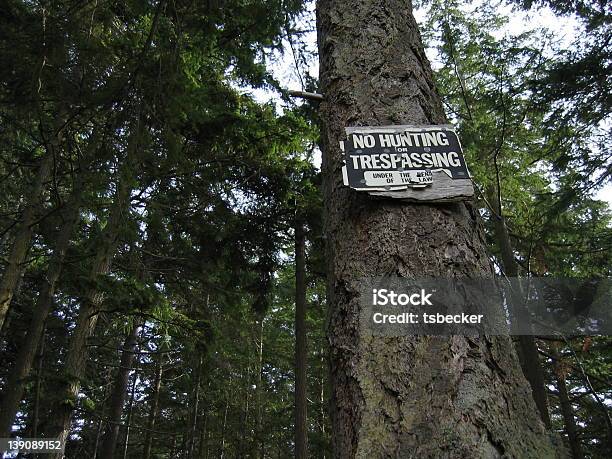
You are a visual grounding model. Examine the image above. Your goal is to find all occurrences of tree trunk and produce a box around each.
[220,392,229,459]
[552,349,584,459]
[240,364,250,458]
[0,191,81,438]
[316,0,560,457]
[188,356,203,459]
[93,419,103,459]
[294,219,308,459]
[45,185,129,456]
[0,150,55,330]
[93,369,112,459]
[143,355,163,459]
[319,345,327,459]
[198,408,208,459]
[516,334,552,427]
[30,324,45,439]
[121,358,138,459]
[487,185,552,429]
[44,120,141,457]
[99,323,141,459]
[252,319,264,459]
[170,434,177,458]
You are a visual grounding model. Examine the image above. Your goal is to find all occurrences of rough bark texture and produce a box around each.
[295,219,309,459]
[99,323,141,459]
[487,185,552,429]
[316,1,562,457]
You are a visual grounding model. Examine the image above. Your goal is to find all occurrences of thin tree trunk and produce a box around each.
[143,355,163,459]
[316,0,559,456]
[188,356,203,459]
[240,365,250,458]
[552,348,584,459]
[256,320,264,459]
[99,323,141,459]
[0,190,81,438]
[486,185,552,429]
[93,419,103,459]
[44,120,142,458]
[517,334,552,427]
[294,219,308,459]
[170,434,177,458]
[220,393,229,459]
[93,369,112,459]
[250,319,264,458]
[121,362,138,459]
[319,346,327,459]
[197,407,208,459]
[31,324,45,439]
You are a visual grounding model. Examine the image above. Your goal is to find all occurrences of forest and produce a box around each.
[0,0,610,458]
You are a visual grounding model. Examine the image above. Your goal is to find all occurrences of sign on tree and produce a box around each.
[341,125,474,202]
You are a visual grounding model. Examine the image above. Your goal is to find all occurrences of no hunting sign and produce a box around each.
[341,125,474,202]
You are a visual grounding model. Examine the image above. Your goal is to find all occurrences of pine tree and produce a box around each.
[317,0,561,455]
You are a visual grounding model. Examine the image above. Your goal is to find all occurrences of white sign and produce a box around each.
[363,170,433,187]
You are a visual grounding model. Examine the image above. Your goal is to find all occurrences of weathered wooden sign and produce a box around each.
[341,125,474,202]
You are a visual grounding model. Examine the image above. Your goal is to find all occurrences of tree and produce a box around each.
[294,217,308,458]
[99,322,141,459]
[316,0,561,455]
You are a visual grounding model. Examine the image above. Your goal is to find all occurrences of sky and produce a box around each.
[246,1,611,206]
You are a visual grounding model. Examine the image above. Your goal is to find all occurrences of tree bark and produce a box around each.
[294,219,309,459]
[487,185,552,429]
[316,0,560,457]
[99,323,141,459]
[552,349,584,459]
